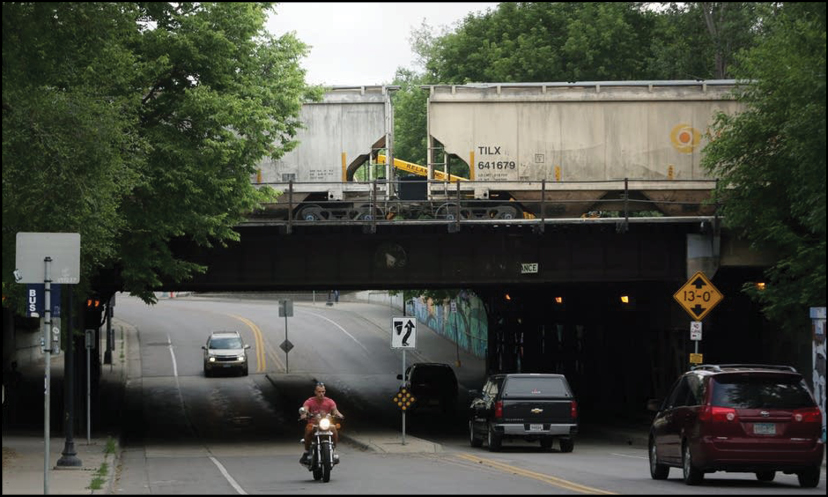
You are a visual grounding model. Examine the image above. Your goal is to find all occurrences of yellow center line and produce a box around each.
[455,453,616,494]
[229,314,273,373]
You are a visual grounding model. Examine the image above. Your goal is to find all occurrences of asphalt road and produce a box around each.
[109,295,824,494]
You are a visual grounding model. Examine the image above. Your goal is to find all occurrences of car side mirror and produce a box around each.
[244,344,251,349]
[201,346,207,350]
[396,374,403,380]
[647,398,662,412]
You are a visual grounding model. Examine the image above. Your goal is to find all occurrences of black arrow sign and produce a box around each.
[692,277,708,289]
[394,321,403,335]
[691,304,706,317]
[402,320,414,346]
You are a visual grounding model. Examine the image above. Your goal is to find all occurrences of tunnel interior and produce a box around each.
[473,266,790,425]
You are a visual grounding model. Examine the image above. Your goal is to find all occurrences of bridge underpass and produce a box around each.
[115,219,778,421]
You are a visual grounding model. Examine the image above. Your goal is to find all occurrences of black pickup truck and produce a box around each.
[468,373,578,452]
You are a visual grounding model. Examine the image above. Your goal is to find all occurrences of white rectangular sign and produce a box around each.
[15,232,81,284]
[690,321,703,341]
[521,263,538,274]
[391,317,416,349]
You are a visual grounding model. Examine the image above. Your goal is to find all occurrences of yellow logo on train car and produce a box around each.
[670,124,702,154]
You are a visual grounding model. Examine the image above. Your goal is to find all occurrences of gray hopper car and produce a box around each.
[253,81,742,222]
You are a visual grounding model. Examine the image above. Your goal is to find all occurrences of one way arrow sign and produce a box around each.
[673,271,724,321]
[391,317,416,349]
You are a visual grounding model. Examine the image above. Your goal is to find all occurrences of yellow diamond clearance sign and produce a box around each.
[673,271,724,321]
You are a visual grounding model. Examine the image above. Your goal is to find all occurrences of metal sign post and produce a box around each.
[85,329,94,444]
[279,300,293,373]
[15,232,81,495]
[674,272,723,368]
[391,317,417,445]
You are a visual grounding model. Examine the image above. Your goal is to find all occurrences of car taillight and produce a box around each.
[699,406,738,422]
[494,401,503,419]
[570,400,578,419]
[793,407,822,423]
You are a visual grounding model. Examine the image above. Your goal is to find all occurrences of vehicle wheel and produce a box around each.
[797,466,820,488]
[559,438,574,453]
[755,471,775,482]
[682,442,704,485]
[204,368,211,378]
[487,424,502,452]
[469,420,483,448]
[649,438,669,480]
[312,467,323,481]
[321,444,332,482]
[540,438,554,450]
[241,366,248,377]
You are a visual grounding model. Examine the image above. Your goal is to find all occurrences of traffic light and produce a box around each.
[84,297,104,328]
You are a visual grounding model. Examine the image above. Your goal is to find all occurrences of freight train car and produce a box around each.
[254,81,742,222]
[253,85,399,221]
[424,80,743,218]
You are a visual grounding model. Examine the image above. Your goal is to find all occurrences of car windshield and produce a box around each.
[210,337,243,349]
[711,375,814,409]
[504,377,569,396]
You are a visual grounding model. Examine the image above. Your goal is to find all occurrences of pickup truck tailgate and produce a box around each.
[503,399,573,424]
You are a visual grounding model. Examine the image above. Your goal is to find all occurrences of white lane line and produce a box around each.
[167,335,179,378]
[610,452,648,460]
[209,456,248,494]
[300,310,369,353]
[166,336,247,495]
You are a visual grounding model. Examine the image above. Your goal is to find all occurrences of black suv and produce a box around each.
[648,364,823,487]
[397,363,459,412]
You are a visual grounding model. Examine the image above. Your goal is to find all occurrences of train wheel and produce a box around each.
[296,205,324,221]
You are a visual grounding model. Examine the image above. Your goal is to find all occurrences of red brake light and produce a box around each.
[570,400,578,419]
[494,401,503,419]
[793,407,822,423]
[700,406,738,422]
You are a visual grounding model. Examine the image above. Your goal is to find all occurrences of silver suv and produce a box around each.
[202,331,250,377]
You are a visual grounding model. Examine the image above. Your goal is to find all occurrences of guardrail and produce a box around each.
[247,177,720,232]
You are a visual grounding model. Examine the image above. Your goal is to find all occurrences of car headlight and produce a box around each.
[237,355,245,362]
[319,418,331,430]
[209,357,216,363]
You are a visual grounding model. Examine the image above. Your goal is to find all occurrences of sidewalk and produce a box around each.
[2,321,129,495]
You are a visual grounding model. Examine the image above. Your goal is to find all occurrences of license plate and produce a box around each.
[754,423,776,435]
[222,364,232,368]
[529,424,544,432]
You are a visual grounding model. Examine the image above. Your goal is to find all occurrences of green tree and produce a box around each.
[702,2,826,334]
[3,3,321,306]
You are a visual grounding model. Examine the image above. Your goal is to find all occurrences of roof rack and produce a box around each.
[691,364,798,373]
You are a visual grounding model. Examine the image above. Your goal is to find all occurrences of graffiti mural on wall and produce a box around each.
[406,290,488,359]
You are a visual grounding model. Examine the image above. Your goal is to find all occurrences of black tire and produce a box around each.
[797,466,820,488]
[649,439,669,480]
[312,467,322,481]
[682,442,704,485]
[321,444,332,482]
[487,424,502,452]
[540,438,554,450]
[559,438,574,453]
[469,420,483,448]
[241,366,248,377]
[755,471,775,482]
[204,368,211,378]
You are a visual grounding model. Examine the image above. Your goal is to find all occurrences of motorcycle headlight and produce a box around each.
[319,418,331,430]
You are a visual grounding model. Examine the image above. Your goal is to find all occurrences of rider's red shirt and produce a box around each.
[303,396,337,423]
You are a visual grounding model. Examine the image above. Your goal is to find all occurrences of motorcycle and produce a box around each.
[298,407,341,482]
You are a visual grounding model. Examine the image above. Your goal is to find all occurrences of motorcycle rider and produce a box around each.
[300,382,345,465]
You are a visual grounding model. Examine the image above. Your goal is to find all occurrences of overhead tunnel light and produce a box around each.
[620,295,630,304]
[554,296,564,304]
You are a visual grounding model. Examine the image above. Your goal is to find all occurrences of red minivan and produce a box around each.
[648,364,824,487]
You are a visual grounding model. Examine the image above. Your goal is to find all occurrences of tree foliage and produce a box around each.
[3,2,320,306]
[702,2,826,333]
